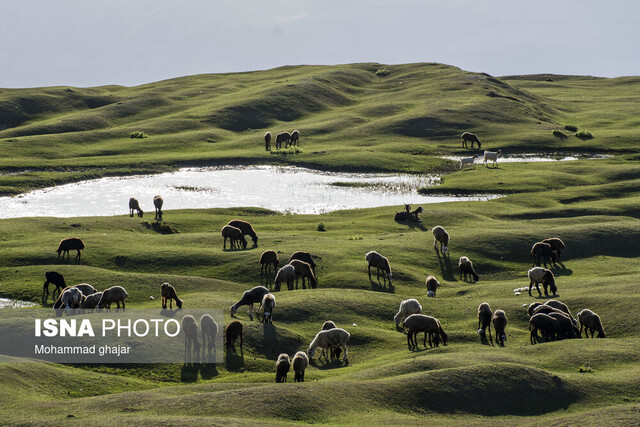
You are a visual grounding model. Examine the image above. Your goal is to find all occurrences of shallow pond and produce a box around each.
[442,153,612,164]
[0,166,500,218]
[0,299,37,309]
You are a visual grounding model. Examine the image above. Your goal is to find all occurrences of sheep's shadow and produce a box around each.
[225,350,244,372]
[180,363,200,382]
[479,333,494,346]
[370,278,395,293]
[550,263,572,276]
[310,358,348,370]
[159,308,180,318]
[395,220,428,232]
[435,250,455,281]
[199,362,219,380]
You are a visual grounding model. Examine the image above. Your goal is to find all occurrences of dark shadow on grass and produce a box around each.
[199,363,219,380]
[180,363,200,382]
[225,350,244,372]
[395,220,428,231]
[309,357,348,370]
[435,249,455,281]
[370,278,395,293]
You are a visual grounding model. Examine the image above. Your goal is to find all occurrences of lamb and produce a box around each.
[225,320,243,353]
[274,264,296,291]
[161,282,183,309]
[264,131,272,151]
[230,285,269,320]
[432,226,449,254]
[492,309,508,346]
[260,250,279,276]
[275,131,291,149]
[308,328,350,361]
[426,276,439,297]
[577,309,606,338]
[292,351,309,382]
[200,314,219,357]
[458,256,479,282]
[483,149,502,167]
[153,195,163,220]
[227,220,258,246]
[461,132,481,148]
[53,283,97,309]
[548,312,579,339]
[290,130,300,147]
[365,251,392,286]
[402,314,448,349]
[181,315,201,363]
[57,237,85,261]
[129,197,143,217]
[320,320,341,360]
[97,285,128,311]
[289,251,317,275]
[394,205,423,222]
[80,292,103,312]
[531,242,556,268]
[527,267,557,297]
[460,154,478,170]
[43,271,66,302]
[542,238,566,262]
[260,293,276,324]
[529,313,559,344]
[477,302,493,344]
[275,353,291,383]
[394,299,422,327]
[288,259,317,289]
[221,225,247,250]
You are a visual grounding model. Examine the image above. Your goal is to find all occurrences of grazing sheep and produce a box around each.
[320,320,340,359]
[577,309,606,338]
[460,154,478,170]
[548,312,580,339]
[531,242,556,268]
[80,292,103,312]
[161,282,183,309]
[432,226,449,254]
[57,237,85,261]
[129,197,143,217]
[542,238,565,262]
[365,251,392,286]
[43,271,66,302]
[182,315,201,363]
[275,353,291,383]
[292,351,309,382]
[60,287,85,310]
[227,220,258,246]
[532,305,568,317]
[200,314,219,357]
[221,225,247,250]
[289,251,317,275]
[230,286,269,320]
[53,284,97,309]
[492,310,508,346]
[225,320,243,353]
[260,250,279,276]
[529,313,559,344]
[260,293,276,324]
[527,267,557,297]
[308,328,350,361]
[275,131,291,149]
[153,195,163,220]
[527,302,543,317]
[322,320,337,330]
[264,131,272,151]
[477,302,493,344]
[458,256,479,282]
[290,130,300,147]
[426,275,439,297]
[274,264,296,292]
[288,259,317,289]
[403,314,448,349]
[394,299,423,327]
[483,149,502,167]
[544,300,577,326]
[394,205,423,222]
[97,286,128,311]
[461,132,481,148]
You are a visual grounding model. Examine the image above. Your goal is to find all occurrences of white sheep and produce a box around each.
[292,351,309,382]
[459,154,478,170]
[97,285,129,311]
[394,299,422,327]
[60,287,85,314]
[365,251,392,286]
[200,314,219,358]
[308,328,350,361]
[260,293,276,324]
[527,267,557,297]
[483,149,502,167]
[274,264,296,291]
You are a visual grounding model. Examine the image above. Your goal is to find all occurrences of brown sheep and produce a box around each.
[260,250,279,276]
[365,251,392,286]
[528,267,557,297]
[527,302,543,317]
[161,282,183,309]
[320,320,341,359]
[289,251,317,275]
[57,237,85,262]
[275,131,291,149]
[492,310,507,346]
[542,237,565,262]
[577,309,606,338]
[227,220,258,246]
[395,205,423,222]
[461,132,481,148]
[264,131,272,151]
[221,225,247,250]
[129,197,143,217]
[182,315,201,363]
[292,351,309,382]
[225,320,243,353]
[403,314,448,349]
[288,259,317,289]
[432,226,450,254]
[529,313,559,344]
[275,353,291,383]
[531,242,556,268]
[153,195,163,220]
[290,130,300,147]
[426,275,439,297]
[458,256,479,282]
[97,286,128,311]
[548,312,580,339]
[43,271,67,302]
[477,302,493,344]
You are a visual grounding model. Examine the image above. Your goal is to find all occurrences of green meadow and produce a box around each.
[0,63,639,425]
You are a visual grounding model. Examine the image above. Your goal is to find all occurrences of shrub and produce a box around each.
[130,131,148,139]
[348,235,363,240]
[564,124,578,132]
[552,129,567,138]
[317,222,326,232]
[206,138,216,143]
[575,130,593,140]
[579,364,593,373]
[270,147,303,155]
[375,68,391,78]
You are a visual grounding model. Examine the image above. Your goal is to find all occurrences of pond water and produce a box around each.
[442,153,612,163]
[0,166,500,218]
[0,299,37,309]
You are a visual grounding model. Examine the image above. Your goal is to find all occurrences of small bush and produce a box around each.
[348,235,363,240]
[579,364,593,373]
[206,138,216,143]
[130,131,148,139]
[552,129,567,138]
[575,130,593,140]
[270,147,303,155]
[317,222,326,232]
[375,68,391,78]
[564,124,578,132]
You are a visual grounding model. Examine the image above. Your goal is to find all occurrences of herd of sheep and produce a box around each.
[459,132,502,168]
